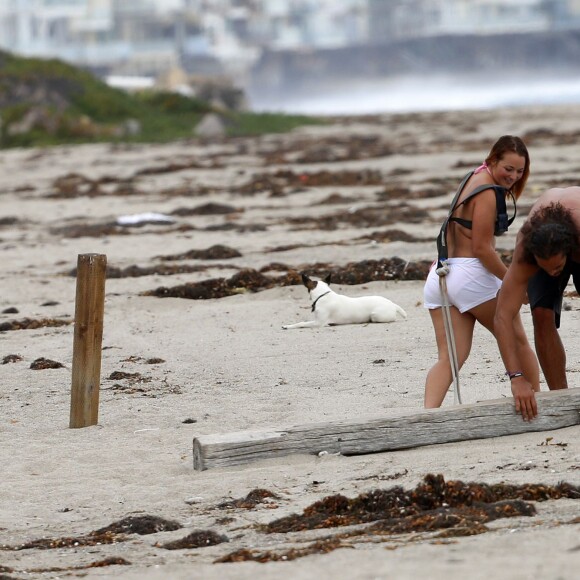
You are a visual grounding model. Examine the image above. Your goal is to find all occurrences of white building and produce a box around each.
[368,0,562,42]
[0,1,113,56]
[435,0,551,35]
[1,0,579,82]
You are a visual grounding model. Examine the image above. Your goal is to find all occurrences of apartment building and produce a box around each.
[367,0,570,42]
[0,0,113,55]
[2,1,580,80]
[437,0,551,34]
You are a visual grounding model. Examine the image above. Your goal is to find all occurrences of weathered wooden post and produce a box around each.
[69,253,107,428]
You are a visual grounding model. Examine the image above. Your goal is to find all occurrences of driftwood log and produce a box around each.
[192,388,580,471]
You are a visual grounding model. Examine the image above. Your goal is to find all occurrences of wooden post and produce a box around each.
[69,253,107,428]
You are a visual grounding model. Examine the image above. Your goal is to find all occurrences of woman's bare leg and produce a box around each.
[424,307,475,408]
[468,296,497,333]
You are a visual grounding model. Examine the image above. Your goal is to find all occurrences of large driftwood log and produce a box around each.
[192,388,580,471]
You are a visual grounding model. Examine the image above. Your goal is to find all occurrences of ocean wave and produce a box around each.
[249,74,580,115]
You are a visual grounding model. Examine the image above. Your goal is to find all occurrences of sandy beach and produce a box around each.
[0,103,579,579]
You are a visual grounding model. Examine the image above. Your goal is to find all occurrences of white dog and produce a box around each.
[282,273,407,329]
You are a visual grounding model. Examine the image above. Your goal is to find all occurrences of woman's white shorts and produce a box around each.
[423,257,501,313]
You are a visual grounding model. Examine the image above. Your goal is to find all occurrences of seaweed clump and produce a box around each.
[159,530,228,550]
[216,474,578,564]
[217,489,280,510]
[0,318,72,332]
[5,515,182,551]
[264,473,579,533]
[143,257,431,300]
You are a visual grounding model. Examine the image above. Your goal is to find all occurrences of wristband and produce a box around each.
[506,371,524,380]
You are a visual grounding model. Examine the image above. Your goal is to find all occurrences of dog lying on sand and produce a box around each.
[282,273,407,329]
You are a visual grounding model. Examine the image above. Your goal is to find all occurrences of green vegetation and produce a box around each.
[226,111,324,136]
[0,50,324,148]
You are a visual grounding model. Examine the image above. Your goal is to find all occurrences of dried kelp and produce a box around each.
[4,515,182,551]
[261,134,393,165]
[159,530,228,550]
[170,203,242,216]
[30,358,64,370]
[237,169,384,197]
[107,263,234,279]
[47,173,140,199]
[108,371,142,380]
[368,500,535,535]
[376,185,448,200]
[216,538,345,563]
[358,229,431,243]
[26,557,131,574]
[0,318,72,332]
[158,244,242,261]
[143,268,273,300]
[93,515,182,536]
[281,204,430,231]
[143,258,431,300]
[217,489,281,510]
[0,216,19,227]
[264,474,579,533]
[52,222,193,239]
[134,159,220,176]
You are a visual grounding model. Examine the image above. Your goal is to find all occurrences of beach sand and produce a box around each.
[0,103,579,579]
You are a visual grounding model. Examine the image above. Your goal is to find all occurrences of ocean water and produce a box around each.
[249,74,580,115]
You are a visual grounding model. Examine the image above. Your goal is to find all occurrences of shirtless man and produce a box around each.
[494,188,580,421]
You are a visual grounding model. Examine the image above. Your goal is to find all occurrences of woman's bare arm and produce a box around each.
[470,190,509,279]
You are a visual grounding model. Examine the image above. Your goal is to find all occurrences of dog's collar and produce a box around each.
[311,290,331,312]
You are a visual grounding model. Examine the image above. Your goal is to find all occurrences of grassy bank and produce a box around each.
[0,51,323,148]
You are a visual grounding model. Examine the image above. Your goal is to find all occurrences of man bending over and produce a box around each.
[495,188,580,421]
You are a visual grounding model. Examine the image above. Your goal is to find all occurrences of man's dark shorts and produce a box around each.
[528,258,580,328]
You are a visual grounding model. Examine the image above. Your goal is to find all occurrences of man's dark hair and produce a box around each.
[520,202,578,263]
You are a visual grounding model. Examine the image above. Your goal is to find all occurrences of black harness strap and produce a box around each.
[311,290,331,312]
[436,171,516,268]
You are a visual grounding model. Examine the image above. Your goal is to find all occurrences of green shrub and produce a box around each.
[226,111,326,136]
[136,90,211,115]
